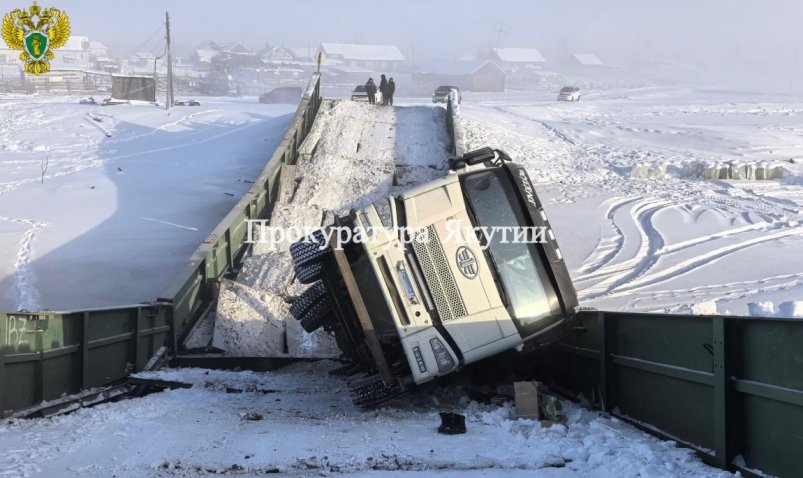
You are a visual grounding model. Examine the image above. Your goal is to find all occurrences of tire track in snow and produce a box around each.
[579,199,669,298]
[622,273,803,310]
[577,196,640,275]
[583,225,803,300]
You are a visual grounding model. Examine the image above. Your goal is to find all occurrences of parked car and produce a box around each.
[259,86,303,104]
[557,86,581,102]
[289,147,578,406]
[432,85,461,104]
[351,85,381,103]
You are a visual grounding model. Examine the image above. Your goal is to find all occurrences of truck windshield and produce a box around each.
[461,169,562,337]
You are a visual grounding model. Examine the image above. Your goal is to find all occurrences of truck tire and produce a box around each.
[289,281,327,320]
[290,230,330,284]
[299,299,331,333]
[348,373,403,407]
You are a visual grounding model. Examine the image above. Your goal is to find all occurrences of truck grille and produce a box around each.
[412,225,467,321]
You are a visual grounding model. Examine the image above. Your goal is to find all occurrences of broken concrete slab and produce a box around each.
[212,279,286,356]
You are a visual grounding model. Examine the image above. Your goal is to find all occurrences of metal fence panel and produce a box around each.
[1,307,168,417]
[554,311,803,477]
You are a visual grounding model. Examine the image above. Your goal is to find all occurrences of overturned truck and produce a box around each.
[289,148,578,406]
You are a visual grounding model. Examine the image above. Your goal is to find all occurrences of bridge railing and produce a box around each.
[0,73,322,417]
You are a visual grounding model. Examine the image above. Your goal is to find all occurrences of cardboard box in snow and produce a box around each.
[514,381,542,420]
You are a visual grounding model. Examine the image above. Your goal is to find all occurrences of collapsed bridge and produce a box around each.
[0,74,801,478]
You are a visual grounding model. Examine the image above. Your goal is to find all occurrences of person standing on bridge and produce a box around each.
[379,74,388,105]
[365,77,377,104]
[387,77,396,106]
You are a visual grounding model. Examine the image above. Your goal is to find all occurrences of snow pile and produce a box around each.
[630,162,668,180]
[748,300,803,318]
[211,279,285,356]
[690,300,718,315]
[213,100,450,356]
[0,361,733,477]
[690,160,785,180]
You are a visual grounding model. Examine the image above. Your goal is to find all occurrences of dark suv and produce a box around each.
[432,86,461,104]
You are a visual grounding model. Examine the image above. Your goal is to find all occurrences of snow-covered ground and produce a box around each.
[0,96,294,311]
[456,86,803,316]
[0,362,732,477]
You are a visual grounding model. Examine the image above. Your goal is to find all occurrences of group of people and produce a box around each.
[365,74,395,105]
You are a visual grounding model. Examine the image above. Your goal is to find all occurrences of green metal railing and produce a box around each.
[1,305,169,416]
[0,73,322,416]
[551,310,803,478]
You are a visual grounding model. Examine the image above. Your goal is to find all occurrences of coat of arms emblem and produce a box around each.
[2,2,70,75]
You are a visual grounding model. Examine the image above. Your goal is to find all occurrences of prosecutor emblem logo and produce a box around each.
[2,2,71,75]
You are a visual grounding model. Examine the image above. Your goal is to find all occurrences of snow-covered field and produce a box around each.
[457,86,803,316]
[0,96,294,311]
[0,362,732,477]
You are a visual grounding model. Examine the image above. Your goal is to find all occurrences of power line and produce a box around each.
[121,24,165,58]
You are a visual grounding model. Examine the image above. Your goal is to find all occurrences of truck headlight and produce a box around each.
[429,338,456,374]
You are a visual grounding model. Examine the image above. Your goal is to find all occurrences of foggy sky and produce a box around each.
[36,0,803,70]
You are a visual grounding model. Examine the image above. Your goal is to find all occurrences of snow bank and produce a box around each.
[630,162,668,180]
[691,160,785,180]
[690,300,718,315]
[748,300,803,318]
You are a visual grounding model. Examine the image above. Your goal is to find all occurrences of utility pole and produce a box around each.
[495,24,507,49]
[165,11,174,111]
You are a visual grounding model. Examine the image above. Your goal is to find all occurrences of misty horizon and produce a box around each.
[38,0,802,72]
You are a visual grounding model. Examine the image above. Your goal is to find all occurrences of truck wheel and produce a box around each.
[290,230,330,284]
[289,281,327,320]
[299,298,331,333]
[348,373,403,407]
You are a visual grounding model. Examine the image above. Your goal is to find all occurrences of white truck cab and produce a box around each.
[289,148,577,406]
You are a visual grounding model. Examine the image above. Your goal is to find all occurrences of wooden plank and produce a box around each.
[331,235,393,385]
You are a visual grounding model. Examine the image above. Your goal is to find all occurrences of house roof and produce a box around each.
[573,53,603,66]
[493,48,546,63]
[63,36,89,51]
[222,42,252,55]
[88,40,106,50]
[196,49,220,62]
[320,43,404,62]
[196,40,221,51]
[418,60,504,76]
[261,47,294,62]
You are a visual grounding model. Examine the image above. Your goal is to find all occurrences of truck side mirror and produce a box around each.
[462,147,496,165]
